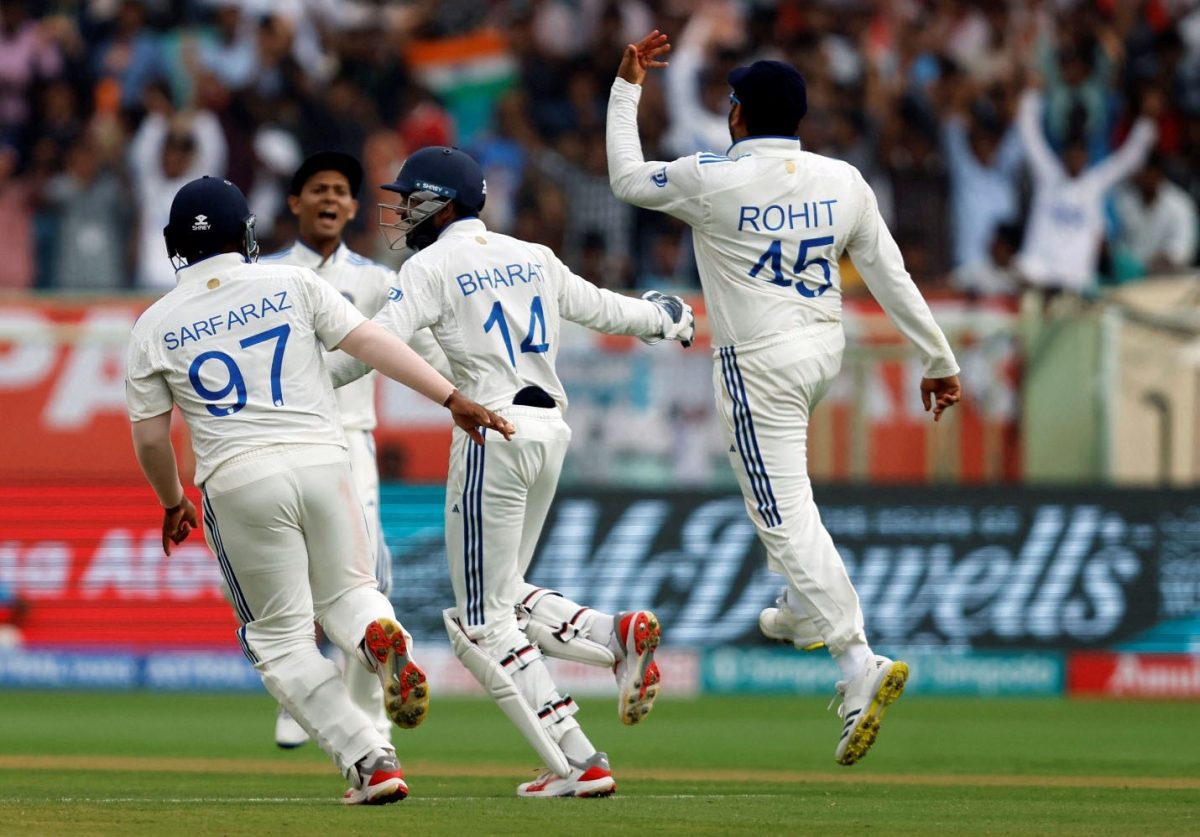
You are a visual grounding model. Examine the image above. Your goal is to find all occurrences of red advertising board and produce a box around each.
[1068,652,1200,699]
[0,484,239,651]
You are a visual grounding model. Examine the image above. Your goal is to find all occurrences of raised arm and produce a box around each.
[1015,89,1062,184]
[606,32,707,225]
[1088,117,1158,193]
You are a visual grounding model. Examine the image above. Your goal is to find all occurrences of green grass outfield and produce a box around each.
[0,691,1196,835]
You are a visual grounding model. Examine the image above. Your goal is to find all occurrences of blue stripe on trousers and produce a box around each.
[720,347,782,528]
[201,491,255,622]
[236,625,259,664]
[470,429,487,624]
[462,435,486,626]
[728,347,781,527]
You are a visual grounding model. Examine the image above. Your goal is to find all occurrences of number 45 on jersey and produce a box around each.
[750,235,836,298]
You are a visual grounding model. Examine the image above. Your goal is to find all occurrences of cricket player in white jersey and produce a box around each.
[259,151,450,750]
[607,33,963,765]
[328,146,694,797]
[125,176,513,804]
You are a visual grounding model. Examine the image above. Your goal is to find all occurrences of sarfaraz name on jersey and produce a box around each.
[738,199,839,232]
[162,291,293,350]
[454,261,546,297]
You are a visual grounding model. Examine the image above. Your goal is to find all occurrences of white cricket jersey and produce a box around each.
[1015,91,1157,292]
[607,78,959,378]
[125,252,366,485]
[259,240,390,431]
[370,217,664,412]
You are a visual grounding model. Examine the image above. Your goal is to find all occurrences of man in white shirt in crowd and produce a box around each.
[328,146,693,797]
[126,175,512,804]
[607,32,962,766]
[1114,152,1198,278]
[1015,83,1160,294]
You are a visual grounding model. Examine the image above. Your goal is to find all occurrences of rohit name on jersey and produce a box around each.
[738,199,838,232]
[455,261,546,297]
[162,292,293,350]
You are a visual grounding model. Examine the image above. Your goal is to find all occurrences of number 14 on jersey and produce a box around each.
[483,295,550,367]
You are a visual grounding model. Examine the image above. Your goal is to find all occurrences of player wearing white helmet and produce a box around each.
[607,33,963,766]
[328,146,694,797]
[259,151,450,751]
[126,175,512,804]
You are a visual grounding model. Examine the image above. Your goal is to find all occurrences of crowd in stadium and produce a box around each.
[1,0,1196,296]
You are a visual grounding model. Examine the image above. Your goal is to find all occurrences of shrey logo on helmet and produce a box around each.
[192,214,211,231]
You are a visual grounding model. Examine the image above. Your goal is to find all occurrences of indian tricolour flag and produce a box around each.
[406,28,518,145]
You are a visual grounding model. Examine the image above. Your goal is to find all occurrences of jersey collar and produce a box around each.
[289,238,348,269]
[726,136,804,159]
[437,217,487,240]
[175,252,247,284]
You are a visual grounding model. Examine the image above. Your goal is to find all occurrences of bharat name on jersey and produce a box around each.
[370,217,663,412]
[259,241,391,431]
[607,77,958,378]
[125,253,366,485]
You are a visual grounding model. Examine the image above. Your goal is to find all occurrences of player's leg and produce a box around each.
[341,429,392,742]
[202,468,401,802]
[511,421,661,725]
[714,332,907,765]
[445,415,614,797]
[299,459,429,733]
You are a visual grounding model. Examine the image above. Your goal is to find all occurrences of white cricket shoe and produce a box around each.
[758,594,825,651]
[613,611,661,726]
[342,749,408,805]
[361,618,429,729]
[833,655,909,766]
[517,751,616,798]
[274,706,310,749]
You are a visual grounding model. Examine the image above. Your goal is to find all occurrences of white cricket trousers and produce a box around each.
[713,325,867,655]
[344,429,391,740]
[202,443,395,776]
[444,406,583,737]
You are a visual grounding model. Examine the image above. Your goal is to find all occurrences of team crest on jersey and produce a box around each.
[192,214,210,231]
[387,287,404,302]
[651,167,668,188]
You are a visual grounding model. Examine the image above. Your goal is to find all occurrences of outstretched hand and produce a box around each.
[617,30,671,85]
[162,496,198,556]
[920,375,962,422]
[446,391,516,445]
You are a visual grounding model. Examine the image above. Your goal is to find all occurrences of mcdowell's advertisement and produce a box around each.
[513,488,1199,651]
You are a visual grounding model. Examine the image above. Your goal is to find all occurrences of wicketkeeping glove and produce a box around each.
[641,290,695,347]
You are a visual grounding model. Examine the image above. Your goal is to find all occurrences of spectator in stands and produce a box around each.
[93,0,165,114]
[129,79,227,290]
[940,85,1024,269]
[1113,153,1199,278]
[44,130,132,290]
[0,0,64,151]
[1015,84,1159,294]
[953,222,1025,299]
[0,578,26,648]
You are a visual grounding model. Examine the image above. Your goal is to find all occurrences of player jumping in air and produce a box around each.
[606,32,963,765]
[328,146,694,797]
[126,176,512,804]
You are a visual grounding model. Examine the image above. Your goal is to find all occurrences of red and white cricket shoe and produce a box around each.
[362,617,429,729]
[343,750,409,805]
[613,610,661,725]
[517,751,616,798]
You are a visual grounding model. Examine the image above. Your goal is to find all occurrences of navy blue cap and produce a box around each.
[728,60,808,133]
[164,176,255,262]
[382,146,486,213]
[290,150,363,197]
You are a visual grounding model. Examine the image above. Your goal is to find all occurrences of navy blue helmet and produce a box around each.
[378,146,486,251]
[164,176,258,268]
